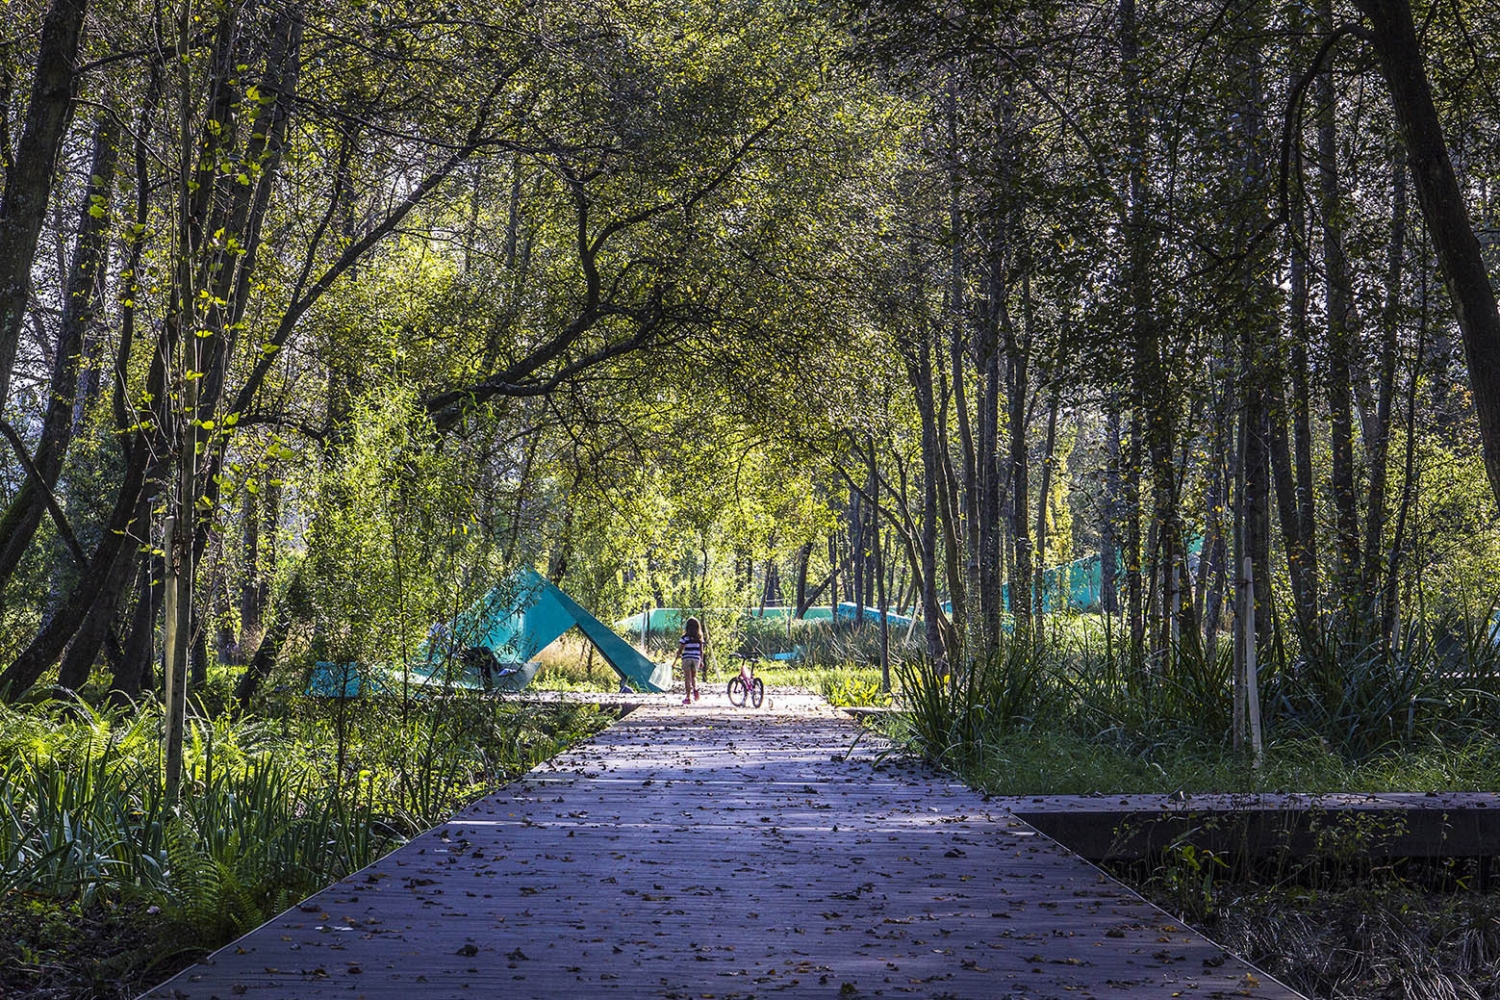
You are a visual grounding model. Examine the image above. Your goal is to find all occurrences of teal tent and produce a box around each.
[308,566,669,696]
[613,605,852,636]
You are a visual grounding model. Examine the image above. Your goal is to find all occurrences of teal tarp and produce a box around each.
[305,661,379,698]
[431,565,668,692]
[613,605,849,635]
[308,566,669,696]
[834,602,913,627]
[439,567,579,664]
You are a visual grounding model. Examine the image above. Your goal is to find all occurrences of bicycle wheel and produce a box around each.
[750,677,764,708]
[727,675,747,707]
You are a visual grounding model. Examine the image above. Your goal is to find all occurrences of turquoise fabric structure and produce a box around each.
[441,567,577,664]
[540,580,671,692]
[436,565,669,692]
[307,566,668,696]
[305,661,381,698]
[613,605,841,635]
[834,602,914,627]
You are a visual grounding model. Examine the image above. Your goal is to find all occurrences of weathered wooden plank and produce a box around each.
[145,701,1302,998]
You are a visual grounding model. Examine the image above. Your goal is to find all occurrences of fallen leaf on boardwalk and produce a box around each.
[507,947,529,960]
[455,943,479,956]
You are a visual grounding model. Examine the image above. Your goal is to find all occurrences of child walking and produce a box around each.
[672,616,706,704]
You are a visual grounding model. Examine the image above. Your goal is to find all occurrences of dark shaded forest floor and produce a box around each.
[1126,877,1500,1000]
[0,896,188,1000]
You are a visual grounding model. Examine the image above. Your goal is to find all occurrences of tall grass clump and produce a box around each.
[895,640,1064,772]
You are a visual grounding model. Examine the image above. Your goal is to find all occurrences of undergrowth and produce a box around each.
[0,692,610,999]
[1122,867,1500,999]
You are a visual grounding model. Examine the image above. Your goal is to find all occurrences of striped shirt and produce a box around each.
[678,636,703,661]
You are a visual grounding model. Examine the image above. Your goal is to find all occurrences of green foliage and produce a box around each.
[894,640,1064,772]
[820,669,892,708]
[305,385,492,669]
[0,694,608,996]
[1067,634,1236,743]
[1154,842,1227,925]
[887,613,1500,795]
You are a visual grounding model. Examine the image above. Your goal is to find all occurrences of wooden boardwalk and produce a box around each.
[148,696,1301,998]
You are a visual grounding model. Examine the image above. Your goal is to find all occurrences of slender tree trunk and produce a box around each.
[1198,376,1231,643]
[1354,0,1500,512]
[932,350,966,661]
[234,564,308,709]
[910,334,947,667]
[1101,399,1122,615]
[1120,0,1153,660]
[240,487,263,655]
[0,0,89,412]
[1268,168,1319,646]
[1033,388,1060,622]
[1203,519,1229,662]
[794,540,811,616]
[111,554,160,703]
[1288,167,1322,637]
[1125,413,1144,654]
[869,439,891,691]
[1272,6,1324,646]
[1362,153,1408,636]
[3,447,155,696]
[1317,0,1363,617]
[0,113,117,585]
[946,74,984,656]
[1233,22,1276,673]
[1384,267,1426,640]
[1006,278,1033,638]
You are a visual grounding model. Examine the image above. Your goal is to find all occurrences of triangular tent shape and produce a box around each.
[447,566,668,692]
[308,566,669,695]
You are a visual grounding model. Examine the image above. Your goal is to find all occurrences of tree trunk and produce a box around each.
[869,439,891,692]
[0,0,89,412]
[1353,0,1500,511]
[909,334,947,667]
[240,480,273,654]
[794,540,812,616]
[1362,152,1408,637]
[1318,0,1364,615]
[1125,413,1144,653]
[1006,277,1033,638]
[1120,0,1153,660]
[1101,399,1122,615]
[110,554,160,703]
[0,442,156,697]
[0,112,117,585]
[235,564,308,709]
[1033,388,1060,622]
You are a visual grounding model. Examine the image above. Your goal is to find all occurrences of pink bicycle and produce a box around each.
[726,657,764,708]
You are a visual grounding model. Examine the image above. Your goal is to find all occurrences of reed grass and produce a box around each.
[0,691,610,998]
